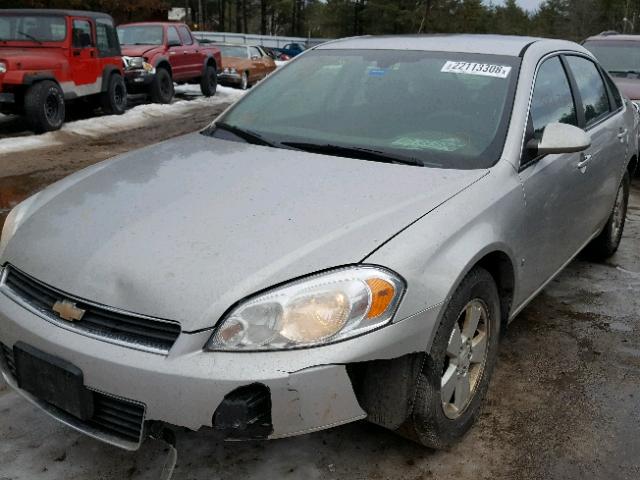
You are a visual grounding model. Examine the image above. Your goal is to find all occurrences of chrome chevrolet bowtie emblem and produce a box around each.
[52,300,86,322]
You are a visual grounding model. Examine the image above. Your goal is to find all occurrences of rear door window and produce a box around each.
[530,56,578,140]
[566,56,612,126]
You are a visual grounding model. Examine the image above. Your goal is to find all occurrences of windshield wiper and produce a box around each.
[609,69,640,76]
[213,122,276,147]
[281,142,428,167]
[17,31,43,44]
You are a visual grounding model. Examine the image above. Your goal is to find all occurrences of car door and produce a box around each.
[249,46,265,82]
[564,55,627,234]
[70,18,101,94]
[166,25,186,79]
[177,25,200,77]
[517,55,595,298]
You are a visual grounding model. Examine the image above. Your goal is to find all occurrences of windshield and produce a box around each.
[117,25,163,45]
[0,15,66,42]
[218,45,248,58]
[213,49,520,170]
[583,41,640,73]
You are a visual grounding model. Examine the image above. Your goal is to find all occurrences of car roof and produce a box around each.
[584,34,640,42]
[316,34,578,57]
[0,9,114,21]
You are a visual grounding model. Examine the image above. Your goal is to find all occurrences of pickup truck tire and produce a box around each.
[24,80,65,133]
[151,68,174,104]
[100,74,127,115]
[200,65,218,97]
[397,267,500,449]
[585,172,630,260]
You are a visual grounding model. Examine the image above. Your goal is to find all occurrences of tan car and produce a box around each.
[216,44,276,90]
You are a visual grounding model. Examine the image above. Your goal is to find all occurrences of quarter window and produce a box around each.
[72,20,93,48]
[566,56,611,126]
[530,56,578,140]
[96,19,120,57]
[177,26,193,45]
[167,26,180,46]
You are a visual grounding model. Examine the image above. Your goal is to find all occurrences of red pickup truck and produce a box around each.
[117,22,221,103]
[0,9,126,132]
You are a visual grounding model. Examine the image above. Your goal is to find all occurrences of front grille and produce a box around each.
[1,342,16,377]
[0,342,145,443]
[1,266,181,354]
[90,392,145,442]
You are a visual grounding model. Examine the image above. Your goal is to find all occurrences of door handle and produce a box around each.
[617,128,628,141]
[577,153,592,173]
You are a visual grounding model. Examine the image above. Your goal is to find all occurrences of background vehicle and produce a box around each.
[0,9,126,133]
[273,42,305,58]
[215,44,276,90]
[261,46,290,61]
[583,32,640,175]
[117,22,221,103]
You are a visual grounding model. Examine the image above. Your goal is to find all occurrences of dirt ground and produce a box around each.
[0,109,639,479]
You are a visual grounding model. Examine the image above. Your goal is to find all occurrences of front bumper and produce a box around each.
[218,72,242,85]
[0,268,440,450]
[123,69,155,88]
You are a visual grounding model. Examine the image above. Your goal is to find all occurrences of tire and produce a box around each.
[150,68,174,104]
[399,267,501,449]
[24,80,65,133]
[200,65,218,97]
[240,71,249,90]
[100,74,127,115]
[585,173,630,260]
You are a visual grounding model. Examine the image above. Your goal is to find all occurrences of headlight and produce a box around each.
[123,56,144,70]
[205,266,405,351]
[0,62,6,73]
[632,100,640,113]
[0,194,38,258]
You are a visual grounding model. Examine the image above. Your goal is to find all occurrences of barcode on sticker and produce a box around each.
[441,61,512,79]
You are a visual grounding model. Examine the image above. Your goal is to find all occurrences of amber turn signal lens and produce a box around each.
[366,278,396,319]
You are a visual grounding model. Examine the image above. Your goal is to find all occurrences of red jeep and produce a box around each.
[0,9,127,133]
[117,22,221,103]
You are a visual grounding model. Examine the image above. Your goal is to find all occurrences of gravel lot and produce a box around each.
[0,98,639,479]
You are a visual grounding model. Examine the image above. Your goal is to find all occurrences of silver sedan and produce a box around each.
[0,35,637,451]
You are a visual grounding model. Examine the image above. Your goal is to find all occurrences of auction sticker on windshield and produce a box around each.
[441,61,512,79]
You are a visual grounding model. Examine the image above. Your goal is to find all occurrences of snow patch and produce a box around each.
[0,85,245,155]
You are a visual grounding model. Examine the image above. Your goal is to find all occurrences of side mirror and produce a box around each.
[251,55,259,60]
[526,122,591,156]
[167,39,181,48]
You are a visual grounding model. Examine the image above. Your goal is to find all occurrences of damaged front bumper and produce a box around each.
[0,282,441,450]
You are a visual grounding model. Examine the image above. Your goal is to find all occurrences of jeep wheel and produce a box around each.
[100,74,127,115]
[24,80,65,133]
[151,68,174,104]
[200,65,218,97]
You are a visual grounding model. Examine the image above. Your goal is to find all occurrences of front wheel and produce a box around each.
[399,267,501,449]
[585,172,630,260]
[150,68,174,104]
[24,80,65,133]
[239,71,249,90]
[200,65,217,97]
[100,74,127,115]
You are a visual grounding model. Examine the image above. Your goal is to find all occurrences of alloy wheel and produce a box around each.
[611,183,626,243]
[441,299,490,419]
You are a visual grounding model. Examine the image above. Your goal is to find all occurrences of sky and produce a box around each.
[487,0,545,12]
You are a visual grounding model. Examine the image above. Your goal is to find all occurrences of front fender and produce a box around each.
[365,161,525,351]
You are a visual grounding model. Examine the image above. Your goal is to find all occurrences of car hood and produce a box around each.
[222,57,250,69]
[3,134,487,330]
[120,45,161,58]
[611,76,640,101]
